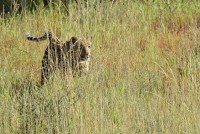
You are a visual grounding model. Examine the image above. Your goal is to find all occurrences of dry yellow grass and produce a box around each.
[0,1,200,133]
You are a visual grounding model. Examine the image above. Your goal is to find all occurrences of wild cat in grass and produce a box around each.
[26,32,92,85]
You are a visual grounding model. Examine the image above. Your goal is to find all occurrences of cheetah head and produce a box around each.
[70,36,92,62]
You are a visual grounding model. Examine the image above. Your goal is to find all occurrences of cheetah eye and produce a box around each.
[88,45,91,48]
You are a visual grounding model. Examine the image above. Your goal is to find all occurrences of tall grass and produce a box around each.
[0,1,200,133]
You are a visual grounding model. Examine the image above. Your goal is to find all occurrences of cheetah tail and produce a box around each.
[26,32,48,42]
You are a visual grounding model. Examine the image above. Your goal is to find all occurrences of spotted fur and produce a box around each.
[26,32,92,85]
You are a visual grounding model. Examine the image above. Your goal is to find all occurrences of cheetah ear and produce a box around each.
[85,33,92,40]
[71,37,78,44]
[88,35,92,41]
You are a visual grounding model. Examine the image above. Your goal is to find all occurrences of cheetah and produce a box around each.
[26,32,92,85]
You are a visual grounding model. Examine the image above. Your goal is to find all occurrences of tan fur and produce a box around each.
[40,34,92,85]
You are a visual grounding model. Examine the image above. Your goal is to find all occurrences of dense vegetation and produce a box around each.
[0,0,200,133]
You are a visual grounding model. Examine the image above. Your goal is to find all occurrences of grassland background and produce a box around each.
[0,0,200,133]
